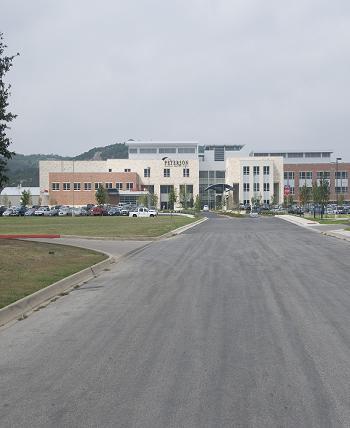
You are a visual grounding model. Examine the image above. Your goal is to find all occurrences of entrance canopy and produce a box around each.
[204,183,234,193]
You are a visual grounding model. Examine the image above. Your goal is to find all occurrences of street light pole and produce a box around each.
[335,157,342,218]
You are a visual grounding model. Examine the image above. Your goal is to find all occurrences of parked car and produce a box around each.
[90,206,108,216]
[120,206,131,216]
[34,206,50,216]
[203,205,209,212]
[24,207,37,216]
[2,208,15,216]
[71,207,88,216]
[108,207,121,216]
[0,206,7,216]
[129,207,155,218]
[58,207,72,216]
[148,207,158,216]
[14,206,27,216]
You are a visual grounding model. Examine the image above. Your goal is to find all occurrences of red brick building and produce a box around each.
[48,172,141,205]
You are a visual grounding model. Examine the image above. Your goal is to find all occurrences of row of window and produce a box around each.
[284,171,348,180]
[158,168,189,178]
[283,186,349,195]
[243,199,271,205]
[243,166,270,175]
[52,182,134,191]
[129,147,196,154]
[243,183,270,192]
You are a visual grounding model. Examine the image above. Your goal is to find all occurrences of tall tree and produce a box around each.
[95,185,108,205]
[20,189,31,206]
[0,33,19,186]
[168,187,177,210]
[299,184,311,207]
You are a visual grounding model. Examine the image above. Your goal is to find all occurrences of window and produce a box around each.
[253,183,260,192]
[335,186,348,193]
[126,182,133,190]
[290,186,295,194]
[116,182,123,190]
[183,168,190,177]
[105,182,112,189]
[178,147,196,153]
[84,182,92,191]
[108,168,112,172]
[215,171,225,179]
[243,199,250,205]
[243,166,250,175]
[299,171,312,179]
[253,166,260,175]
[209,171,215,179]
[140,148,157,154]
[287,152,304,158]
[159,148,176,154]
[164,168,170,177]
[264,199,270,204]
[94,182,102,190]
[144,168,151,178]
[124,168,131,172]
[263,166,270,175]
[305,152,321,158]
[335,171,348,179]
[317,171,330,179]
[214,146,225,161]
[263,183,270,192]
[63,182,70,191]
[129,148,138,153]
[243,183,250,192]
[284,172,294,180]
[73,182,81,191]
[199,171,208,178]
[52,182,60,191]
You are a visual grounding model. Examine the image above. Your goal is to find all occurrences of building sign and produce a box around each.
[284,185,291,196]
[162,157,189,167]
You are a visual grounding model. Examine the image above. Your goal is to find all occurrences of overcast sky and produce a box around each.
[2,0,350,160]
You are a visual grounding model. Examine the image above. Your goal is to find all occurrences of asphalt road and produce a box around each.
[1,215,350,427]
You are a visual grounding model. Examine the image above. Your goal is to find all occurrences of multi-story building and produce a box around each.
[251,150,350,203]
[40,141,284,208]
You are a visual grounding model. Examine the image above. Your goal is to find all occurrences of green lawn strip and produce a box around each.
[304,216,350,225]
[0,239,106,309]
[0,216,197,238]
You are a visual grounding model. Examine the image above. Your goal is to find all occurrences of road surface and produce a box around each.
[1,215,350,427]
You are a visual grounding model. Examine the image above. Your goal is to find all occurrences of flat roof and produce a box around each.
[127,141,199,147]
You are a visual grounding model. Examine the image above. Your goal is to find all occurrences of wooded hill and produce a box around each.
[5,142,129,187]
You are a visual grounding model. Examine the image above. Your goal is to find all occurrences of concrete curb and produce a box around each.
[322,230,350,243]
[157,216,208,239]
[0,254,116,328]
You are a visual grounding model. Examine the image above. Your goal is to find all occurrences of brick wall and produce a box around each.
[48,172,140,205]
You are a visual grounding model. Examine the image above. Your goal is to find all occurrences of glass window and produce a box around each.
[105,182,112,189]
[253,183,260,192]
[243,166,250,175]
[253,166,260,175]
[124,169,131,172]
[183,168,190,177]
[73,182,81,191]
[140,148,157,154]
[215,171,225,179]
[159,148,176,154]
[199,171,208,178]
[126,182,134,190]
[209,171,215,179]
[144,168,151,178]
[63,182,71,191]
[94,182,102,190]
[243,183,250,192]
[164,169,170,177]
[129,148,138,153]
[263,166,270,175]
[52,182,60,191]
[116,182,123,190]
[264,183,270,191]
[178,147,196,153]
[84,182,92,191]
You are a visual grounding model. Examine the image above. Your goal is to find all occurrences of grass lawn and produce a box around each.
[304,216,350,225]
[0,215,197,238]
[0,239,106,309]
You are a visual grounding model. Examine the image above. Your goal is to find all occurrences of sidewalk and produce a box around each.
[277,215,350,243]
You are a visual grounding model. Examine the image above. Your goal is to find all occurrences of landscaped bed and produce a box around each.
[0,215,198,238]
[0,239,106,309]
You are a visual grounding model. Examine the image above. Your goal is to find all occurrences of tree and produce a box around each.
[168,187,177,210]
[299,184,311,207]
[179,187,191,209]
[270,194,277,206]
[150,193,158,208]
[338,194,345,206]
[194,194,201,211]
[20,189,31,206]
[95,185,108,205]
[0,33,19,186]
[137,194,148,206]
[287,195,294,207]
[312,179,330,219]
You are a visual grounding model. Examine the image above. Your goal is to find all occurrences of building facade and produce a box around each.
[40,142,284,208]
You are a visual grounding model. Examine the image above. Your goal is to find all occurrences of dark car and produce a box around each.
[0,206,7,216]
[16,206,27,216]
[108,207,121,216]
[90,206,108,216]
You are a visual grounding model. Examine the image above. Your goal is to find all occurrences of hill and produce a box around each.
[4,143,129,187]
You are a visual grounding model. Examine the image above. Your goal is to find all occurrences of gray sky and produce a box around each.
[2,0,350,160]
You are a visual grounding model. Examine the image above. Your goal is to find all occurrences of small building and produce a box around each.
[0,186,40,207]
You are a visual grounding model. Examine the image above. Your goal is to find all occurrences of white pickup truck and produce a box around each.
[129,207,155,218]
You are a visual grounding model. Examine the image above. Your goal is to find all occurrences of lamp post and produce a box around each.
[335,157,342,218]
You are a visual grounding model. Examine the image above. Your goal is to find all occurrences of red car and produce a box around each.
[90,206,107,216]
